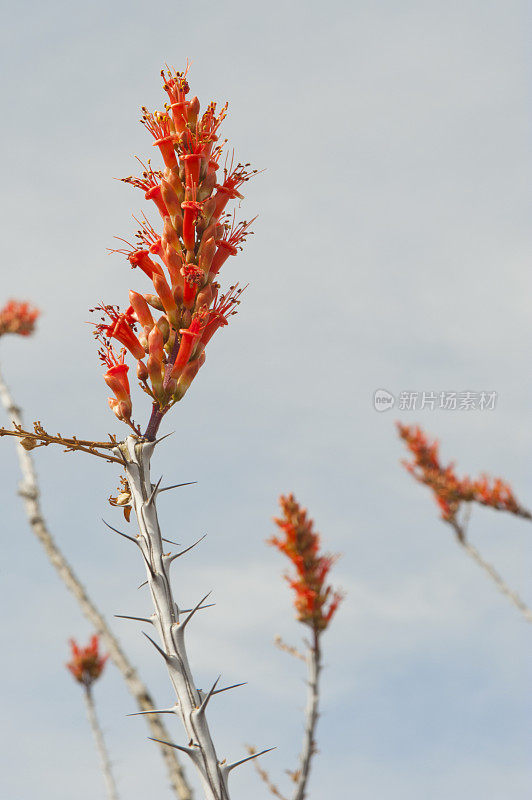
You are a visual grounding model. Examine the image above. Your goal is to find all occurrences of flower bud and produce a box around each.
[137,360,149,381]
[201,196,216,226]
[164,166,185,201]
[156,314,170,342]
[186,95,200,125]
[162,216,182,250]
[199,237,216,277]
[161,179,183,218]
[144,294,165,311]
[153,274,179,328]
[129,290,154,330]
[197,170,216,201]
[173,351,206,401]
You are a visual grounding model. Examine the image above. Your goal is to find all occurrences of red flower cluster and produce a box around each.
[397,423,530,521]
[66,635,108,687]
[270,494,343,632]
[93,66,256,437]
[0,300,39,337]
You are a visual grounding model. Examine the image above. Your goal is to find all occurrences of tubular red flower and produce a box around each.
[181,184,202,252]
[161,64,191,133]
[104,362,131,403]
[141,107,178,169]
[199,284,244,348]
[93,304,145,360]
[181,263,204,308]
[209,216,256,277]
[121,158,168,217]
[212,157,258,220]
[170,314,205,377]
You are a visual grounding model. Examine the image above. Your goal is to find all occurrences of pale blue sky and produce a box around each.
[0,1,531,799]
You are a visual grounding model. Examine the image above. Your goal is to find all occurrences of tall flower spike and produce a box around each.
[268,495,342,800]
[0,300,40,337]
[397,423,531,522]
[270,494,343,632]
[97,66,257,438]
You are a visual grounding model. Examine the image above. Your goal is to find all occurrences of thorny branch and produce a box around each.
[0,363,193,800]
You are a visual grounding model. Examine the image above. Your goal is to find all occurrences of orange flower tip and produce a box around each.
[0,300,40,337]
[66,635,108,686]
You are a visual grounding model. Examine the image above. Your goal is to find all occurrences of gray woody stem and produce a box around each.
[0,363,192,800]
[449,518,532,624]
[292,632,321,800]
[83,684,120,800]
[116,435,267,800]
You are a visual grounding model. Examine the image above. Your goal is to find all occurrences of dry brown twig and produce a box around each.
[246,746,287,800]
[0,421,124,463]
[274,636,306,662]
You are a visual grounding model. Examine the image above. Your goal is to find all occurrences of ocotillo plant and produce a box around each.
[397,423,532,622]
[0,66,269,800]
[67,636,119,800]
[258,494,343,800]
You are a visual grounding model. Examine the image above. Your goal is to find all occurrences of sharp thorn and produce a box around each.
[115,614,153,624]
[102,518,139,545]
[146,475,163,507]
[138,580,148,590]
[159,481,197,494]
[142,631,169,661]
[179,602,215,614]
[212,682,247,696]
[148,738,197,759]
[162,537,181,546]
[127,706,177,717]
[181,591,213,629]
[224,747,276,773]
[167,534,207,564]
[153,431,175,445]
[198,675,222,713]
